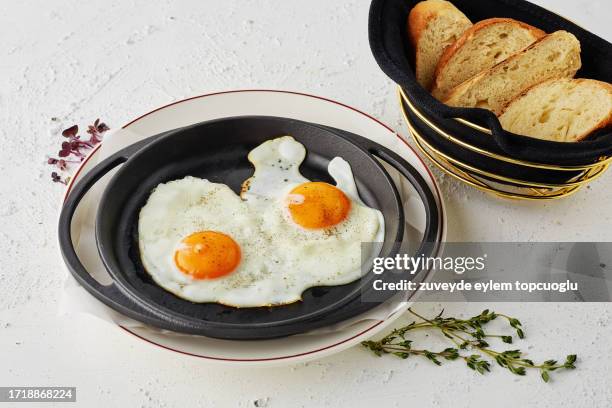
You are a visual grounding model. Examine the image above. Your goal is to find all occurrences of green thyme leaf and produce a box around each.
[362,308,578,383]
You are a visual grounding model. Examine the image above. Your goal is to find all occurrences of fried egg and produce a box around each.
[138,136,384,307]
[138,178,281,306]
[241,136,385,289]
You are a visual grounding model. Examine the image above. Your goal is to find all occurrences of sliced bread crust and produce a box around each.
[408,0,472,90]
[443,30,581,115]
[431,18,545,100]
[499,78,612,142]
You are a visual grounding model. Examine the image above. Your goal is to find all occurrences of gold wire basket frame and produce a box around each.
[398,87,611,200]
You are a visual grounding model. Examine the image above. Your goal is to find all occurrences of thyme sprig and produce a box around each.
[362,308,577,382]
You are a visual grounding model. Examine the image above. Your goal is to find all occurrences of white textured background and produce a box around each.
[1,0,611,407]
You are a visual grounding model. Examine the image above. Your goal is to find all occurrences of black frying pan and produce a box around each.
[59,116,441,339]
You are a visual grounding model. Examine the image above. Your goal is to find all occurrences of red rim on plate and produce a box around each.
[62,89,445,362]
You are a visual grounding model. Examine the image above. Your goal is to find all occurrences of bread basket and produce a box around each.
[369,0,612,199]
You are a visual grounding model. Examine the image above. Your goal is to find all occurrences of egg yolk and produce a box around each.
[287,182,351,229]
[174,231,241,279]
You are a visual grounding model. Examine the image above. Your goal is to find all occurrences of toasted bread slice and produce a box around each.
[431,18,545,100]
[444,30,581,115]
[408,0,472,90]
[499,78,612,142]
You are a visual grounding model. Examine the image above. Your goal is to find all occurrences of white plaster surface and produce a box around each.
[1,0,611,406]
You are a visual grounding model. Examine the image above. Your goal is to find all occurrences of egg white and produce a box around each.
[139,177,279,306]
[138,136,385,307]
[242,136,385,288]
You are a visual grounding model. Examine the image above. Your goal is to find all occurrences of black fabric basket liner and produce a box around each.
[369,0,612,166]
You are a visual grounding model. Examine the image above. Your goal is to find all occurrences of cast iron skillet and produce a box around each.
[58,116,441,339]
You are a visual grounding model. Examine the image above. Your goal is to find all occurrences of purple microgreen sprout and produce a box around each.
[48,119,109,184]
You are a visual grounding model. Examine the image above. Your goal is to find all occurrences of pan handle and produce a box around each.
[367,144,440,257]
[58,150,154,319]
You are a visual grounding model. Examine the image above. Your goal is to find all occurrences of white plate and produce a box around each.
[63,89,446,366]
